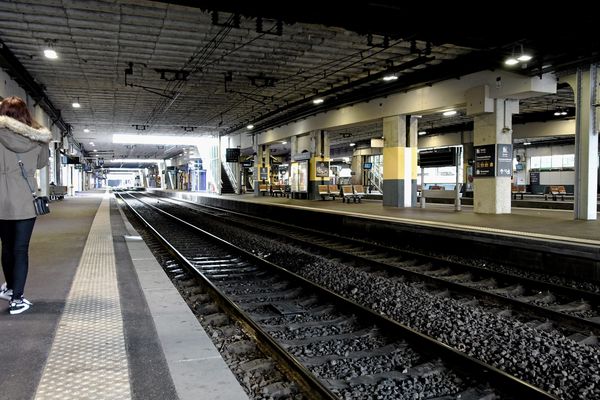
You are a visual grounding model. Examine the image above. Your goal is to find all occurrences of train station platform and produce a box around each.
[0,191,249,400]
[156,189,600,281]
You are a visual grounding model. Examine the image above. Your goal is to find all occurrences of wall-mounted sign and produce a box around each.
[530,171,540,185]
[225,148,240,162]
[259,167,268,180]
[474,144,495,177]
[496,144,513,177]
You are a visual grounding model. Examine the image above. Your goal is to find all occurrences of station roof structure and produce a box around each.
[0,1,597,161]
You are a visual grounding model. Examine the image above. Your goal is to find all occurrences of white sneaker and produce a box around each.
[0,284,12,301]
[9,298,33,315]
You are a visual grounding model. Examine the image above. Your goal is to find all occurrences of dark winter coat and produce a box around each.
[0,115,52,220]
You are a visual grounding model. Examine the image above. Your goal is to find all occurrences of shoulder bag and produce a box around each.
[17,154,50,216]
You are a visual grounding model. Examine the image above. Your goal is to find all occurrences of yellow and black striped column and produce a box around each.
[382,115,418,207]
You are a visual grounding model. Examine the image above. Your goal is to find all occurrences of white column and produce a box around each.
[473,99,517,214]
[566,65,598,220]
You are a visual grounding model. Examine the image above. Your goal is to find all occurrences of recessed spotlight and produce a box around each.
[313,98,324,105]
[44,49,58,59]
[246,124,254,130]
[442,110,457,116]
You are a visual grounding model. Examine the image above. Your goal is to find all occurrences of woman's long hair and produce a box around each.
[0,96,40,128]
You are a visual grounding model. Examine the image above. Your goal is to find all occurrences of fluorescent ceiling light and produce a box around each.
[72,102,81,108]
[108,158,162,163]
[442,110,457,116]
[418,131,427,136]
[93,149,97,152]
[349,142,356,147]
[246,124,254,130]
[312,98,324,105]
[113,134,214,146]
[89,142,94,146]
[523,142,531,146]
[84,128,90,133]
[382,74,398,81]
[504,58,519,66]
[281,141,287,144]
[517,54,532,62]
[44,49,58,59]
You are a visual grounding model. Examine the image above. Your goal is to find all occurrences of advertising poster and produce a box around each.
[290,161,308,192]
[315,161,329,177]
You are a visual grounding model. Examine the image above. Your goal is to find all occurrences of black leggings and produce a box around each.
[0,218,36,300]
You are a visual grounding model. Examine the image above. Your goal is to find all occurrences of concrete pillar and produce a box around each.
[473,99,517,214]
[308,130,331,200]
[565,65,598,220]
[382,115,418,207]
[254,143,270,196]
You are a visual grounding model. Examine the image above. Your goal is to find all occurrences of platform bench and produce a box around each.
[318,184,339,200]
[341,185,364,203]
[49,185,68,201]
[419,189,461,208]
[271,184,284,197]
[512,184,526,200]
[544,185,566,201]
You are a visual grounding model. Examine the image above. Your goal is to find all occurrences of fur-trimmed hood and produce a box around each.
[0,115,52,142]
[0,115,52,153]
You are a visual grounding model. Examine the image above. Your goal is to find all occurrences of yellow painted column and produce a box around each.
[383,115,418,207]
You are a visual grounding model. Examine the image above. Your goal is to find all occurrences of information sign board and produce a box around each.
[474,144,496,177]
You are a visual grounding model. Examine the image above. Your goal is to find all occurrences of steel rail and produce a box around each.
[119,193,557,399]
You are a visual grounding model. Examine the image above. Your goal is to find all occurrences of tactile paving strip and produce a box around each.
[35,195,131,400]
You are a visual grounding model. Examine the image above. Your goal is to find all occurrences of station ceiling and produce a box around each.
[0,1,597,162]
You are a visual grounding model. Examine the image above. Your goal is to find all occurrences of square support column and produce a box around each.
[473,99,517,214]
[382,115,418,207]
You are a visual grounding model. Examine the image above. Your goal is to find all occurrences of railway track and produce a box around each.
[117,192,554,399]
[124,192,600,399]
[146,194,600,342]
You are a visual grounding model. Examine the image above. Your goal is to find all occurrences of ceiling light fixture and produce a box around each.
[382,74,398,82]
[523,142,531,146]
[349,142,356,147]
[418,131,427,136]
[442,110,457,117]
[246,124,254,130]
[44,49,58,59]
[505,44,533,66]
[313,98,324,105]
[113,134,215,146]
[83,128,90,133]
[281,141,287,145]
[72,98,81,108]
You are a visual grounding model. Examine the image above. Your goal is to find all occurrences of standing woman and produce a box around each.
[0,96,51,315]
